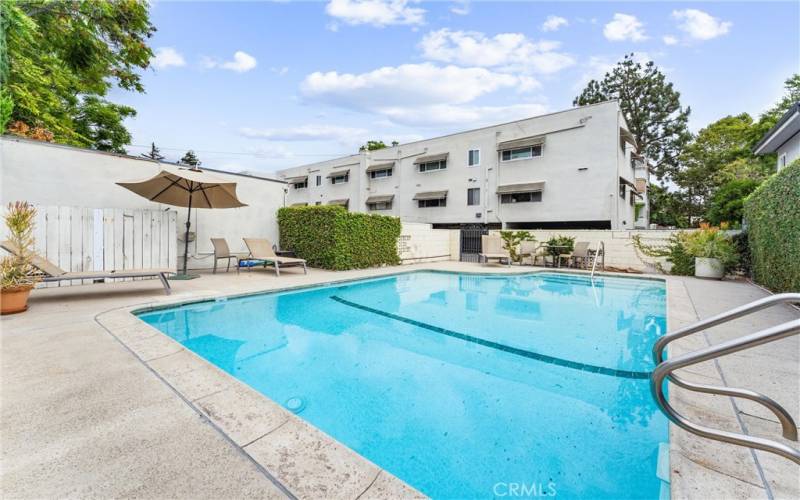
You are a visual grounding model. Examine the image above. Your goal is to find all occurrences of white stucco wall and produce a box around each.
[776,133,800,171]
[0,136,286,270]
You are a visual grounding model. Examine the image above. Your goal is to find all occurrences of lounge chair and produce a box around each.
[519,240,547,266]
[479,235,511,266]
[570,242,592,269]
[211,238,244,274]
[243,238,307,276]
[1,240,173,294]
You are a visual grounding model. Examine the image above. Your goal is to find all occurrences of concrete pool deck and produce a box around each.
[1,262,798,499]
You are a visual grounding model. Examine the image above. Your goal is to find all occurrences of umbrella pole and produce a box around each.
[182,190,193,275]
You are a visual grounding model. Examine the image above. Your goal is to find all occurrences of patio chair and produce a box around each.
[243,238,307,276]
[1,240,173,294]
[479,235,510,266]
[210,238,243,274]
[570,242,592,269]
[520,241,550,267]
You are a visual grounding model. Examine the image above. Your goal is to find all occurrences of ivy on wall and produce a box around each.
[277,205,401,270]
[743,160,800,293]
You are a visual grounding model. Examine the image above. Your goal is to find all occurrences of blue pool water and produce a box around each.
[139,271,668,499]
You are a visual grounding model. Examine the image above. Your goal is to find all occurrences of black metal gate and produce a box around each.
[459,224,489,262]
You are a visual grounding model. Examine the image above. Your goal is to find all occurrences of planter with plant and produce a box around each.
[545,235,575,261]
[1,202,40,314]
[682,225,738,279]
[499,230,534,263]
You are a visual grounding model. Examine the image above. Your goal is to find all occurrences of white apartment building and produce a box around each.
[277,101,648,230]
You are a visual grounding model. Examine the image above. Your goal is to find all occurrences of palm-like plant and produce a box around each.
[1,202,39,290]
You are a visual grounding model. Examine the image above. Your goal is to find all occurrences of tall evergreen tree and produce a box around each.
[141,142,165,161]
[574,54,692,183]
[180,150,201,166]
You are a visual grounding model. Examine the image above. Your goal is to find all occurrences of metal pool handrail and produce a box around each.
[651,293,800,464]
[590,241,604,278]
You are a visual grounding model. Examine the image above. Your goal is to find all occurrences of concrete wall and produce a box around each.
[279,101,647,230]
[398,223,459,264]
[488,229,685,272]
[0,136,286,270]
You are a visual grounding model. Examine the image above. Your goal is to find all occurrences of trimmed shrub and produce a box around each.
[743,160,800,292]
[277,205,401,270]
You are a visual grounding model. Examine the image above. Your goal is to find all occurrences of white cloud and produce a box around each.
[152,47,186,69]
[542,15,568,32]
[300,62,543,126]
[575,52,655,91]
[603,13,647,42]
[325,0,425,27]
[379,103,549,127]
[418,29,574,74]
[239,125,368,142]
[271,66,289,76]
[203,51,257,73]
[672,9,732,41]
[662,35,679,46]
[450,0,469,16]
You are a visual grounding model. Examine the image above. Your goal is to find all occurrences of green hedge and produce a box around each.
[744,159,800,292]
[277,205,401,270]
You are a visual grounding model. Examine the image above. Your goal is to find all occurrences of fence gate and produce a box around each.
[459,224,488,262]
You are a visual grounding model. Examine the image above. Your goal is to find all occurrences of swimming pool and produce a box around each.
[139,271,669,499]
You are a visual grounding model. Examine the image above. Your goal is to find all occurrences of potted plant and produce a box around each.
[683,225,738,279]
[499,230,534,264]
[1,202,39,314]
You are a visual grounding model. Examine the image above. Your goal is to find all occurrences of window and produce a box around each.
[780,154,787,169]
[292,179,307,189]
[316,175,322,186]
[418,160,447,172]
[331,173,349,185]
[369,168,393,179]
[418,198,446,208]
[367,201,392,211]
[468,149,480,166]
[500,191,542,204]
[629,191,635,206]
[501,145,542,162]
[467,188,480,206]
[619,183,626,199]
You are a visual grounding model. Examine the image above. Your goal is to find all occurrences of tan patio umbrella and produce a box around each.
[116,166,247,276]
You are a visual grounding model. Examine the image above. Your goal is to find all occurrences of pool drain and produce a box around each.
[285,397,306,413]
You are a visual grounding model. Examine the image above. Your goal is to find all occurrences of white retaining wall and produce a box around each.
[489,229,682,272]
[398,223,459,264]
[1,136,286,270]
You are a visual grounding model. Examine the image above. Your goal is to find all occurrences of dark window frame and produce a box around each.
[467,187,480,206]
[500,144,543,162]
[500,191,542,204]
[418,198,447,208]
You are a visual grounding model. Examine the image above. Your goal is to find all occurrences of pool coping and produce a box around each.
[91,266,768,499]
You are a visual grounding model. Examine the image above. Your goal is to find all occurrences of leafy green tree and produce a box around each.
[705,179,760,226]
[648,184,689,228]
[141,142,165,161]
[673,113,771,219]
[180,150,201,166]
[574,54,692,183]
[359,140,389,152]
[0,90,12,131]
[2,0,155,151]
[751,74,800,142]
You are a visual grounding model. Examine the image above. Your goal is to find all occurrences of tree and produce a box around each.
[705,179,760,226]
[673,113,770,219]
[2,0,155,151]
[141,142,165,161]
[180,150,201,166]
[359,140,389,152]
[648,184,689,228]
[574,54,692,182]
[751,74,800,143]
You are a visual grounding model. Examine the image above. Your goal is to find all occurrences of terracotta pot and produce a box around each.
[1,285,33,315]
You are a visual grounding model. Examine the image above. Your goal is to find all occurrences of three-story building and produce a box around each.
[277,100,648,230]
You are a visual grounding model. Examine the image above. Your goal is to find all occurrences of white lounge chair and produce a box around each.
[1,240,174,294]
[243,238,308,276]
[479,235,511,266]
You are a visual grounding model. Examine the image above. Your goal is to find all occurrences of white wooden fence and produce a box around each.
[2,206,177,287]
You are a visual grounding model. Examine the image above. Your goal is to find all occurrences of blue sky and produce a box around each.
[115,1,800,174]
